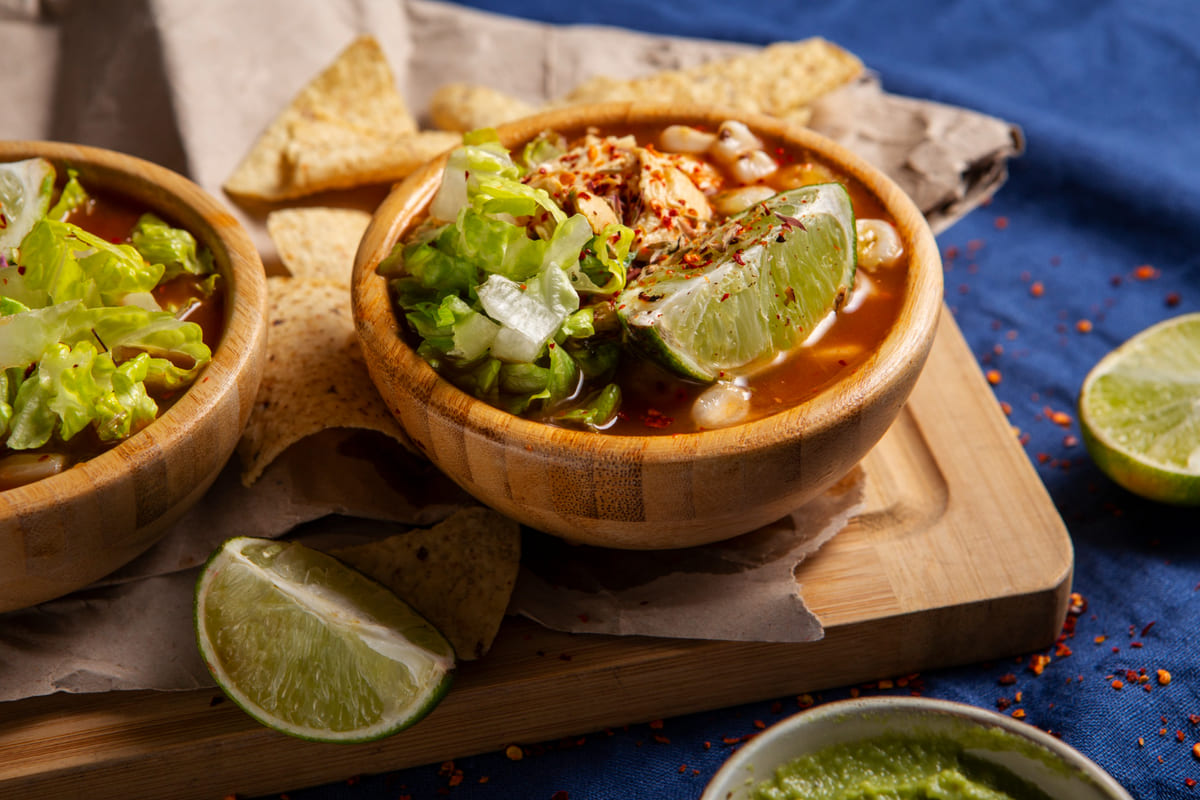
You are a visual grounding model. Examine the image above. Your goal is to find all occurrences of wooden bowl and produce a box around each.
[353,104,942,549]
[0,142,267,611]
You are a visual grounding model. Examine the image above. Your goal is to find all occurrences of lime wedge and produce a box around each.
[617,183,856,382]
[1078,312,1200,506]
[0,157,55,257]
[194,537,456,743]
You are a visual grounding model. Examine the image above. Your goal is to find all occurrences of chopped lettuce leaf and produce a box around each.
[47,169,90,221]
[130,213,214,280]
[17,218,164,307]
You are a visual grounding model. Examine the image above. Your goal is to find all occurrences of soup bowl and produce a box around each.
[0,142,267,611]
[352,103,942,549]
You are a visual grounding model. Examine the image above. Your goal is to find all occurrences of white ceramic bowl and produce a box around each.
[702,696,1132,800]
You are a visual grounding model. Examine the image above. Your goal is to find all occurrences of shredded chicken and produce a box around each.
[522,134,724,262]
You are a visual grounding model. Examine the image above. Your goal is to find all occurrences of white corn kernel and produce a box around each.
[711,184,777,216]
[730,150,779,184]
[710,120,763,165]
[856,218,904,271]
[692,381,753,430]
[659,125,718,154]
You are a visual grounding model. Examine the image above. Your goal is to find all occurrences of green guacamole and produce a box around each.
[750,732,1056,800]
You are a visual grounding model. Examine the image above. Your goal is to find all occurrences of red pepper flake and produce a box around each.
[721,736,742,745]
[1050,410,1074,428]
[753,720,767,730]
[649,719,664,729]
[1158,669,1172,685]
[797,694,815,709]
[505,745,524,761]
[1166,291,1182,307]
[1112,679,1125,690]
[1191,715,1200,725]
[1131,641,1143,649]
[1178,730,1187,743]
[999,673,1018,686]
[1063,435,1079,447]
[1030,281,1045,298]
[1141,621,1157,637]
[703,741,712,750]
[1000,401,1013,415]
[1075,319,1093,333]
[994,216,1009,230]
[1134,264,1160,281]
[1055,643,1073,658]
[641,409,674,429]
[732,250,746,266]
[1161,728,1170,737]
[1028,655,1051,676]
[1186,778,1197,788]
[1138,737,1145,747]
[678,765,687,774]
[653,735,671,745]
[986,369,1002,385]
[996,697,1012,711]
[1011,709,1026,720]
[1094,635,1107,644]
[1068,593,1087,615]
[967,239,985,254]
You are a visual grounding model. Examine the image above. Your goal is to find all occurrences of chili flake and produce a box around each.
[505,745,524,761]
[1112,679,1124,690]
[1030,281,1044,298]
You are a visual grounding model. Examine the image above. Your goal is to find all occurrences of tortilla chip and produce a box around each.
[237,276,412,486]
[429,83,536,132]
[266,207,371,286]
[223,35,422,200]
[282,127,461,191]
[331,507,522,660]
[557,38,863,120]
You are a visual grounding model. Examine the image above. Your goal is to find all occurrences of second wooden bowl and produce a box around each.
[353,104,942,549]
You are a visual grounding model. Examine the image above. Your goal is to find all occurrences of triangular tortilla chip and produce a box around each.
[223,35,422,200]
[237,276,413,485]
[331,507,522,660]
[558,38,863,123]
[266,206,371,285]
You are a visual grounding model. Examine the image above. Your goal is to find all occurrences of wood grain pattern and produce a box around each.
[0,307,1072,800]
[0,142,268,612]
[352,103,945,549]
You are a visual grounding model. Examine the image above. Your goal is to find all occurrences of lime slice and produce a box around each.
[617,183,856,381]
[0,157,55,257]
[1078,312,1200,506]
[194,537,456,743]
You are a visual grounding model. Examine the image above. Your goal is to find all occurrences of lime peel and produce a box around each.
[1078,312,1200,506]
[195,537,456,743]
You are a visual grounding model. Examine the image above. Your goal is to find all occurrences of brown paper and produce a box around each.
[0,0,1020,702]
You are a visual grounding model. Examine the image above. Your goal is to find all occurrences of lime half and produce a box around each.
[0,157,55,257]
[1078,312,1200,506]
[195,537,456,743]
[617,183,856,382]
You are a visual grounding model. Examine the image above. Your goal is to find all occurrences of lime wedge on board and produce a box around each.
[1078,312,1200,506]
[616,183,857,382]
[194,537,456,743]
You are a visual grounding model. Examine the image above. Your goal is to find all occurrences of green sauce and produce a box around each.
[750,732,1056,800]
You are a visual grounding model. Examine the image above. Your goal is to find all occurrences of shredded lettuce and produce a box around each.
[47,170,89,221]
[1,191,215,454]
[131,213,214,280]
[384,134,637,420]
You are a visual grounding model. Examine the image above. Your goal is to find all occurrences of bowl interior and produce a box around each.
[702,697,1132,800]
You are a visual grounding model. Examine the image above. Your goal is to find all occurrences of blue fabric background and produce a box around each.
[277,2,1200,798]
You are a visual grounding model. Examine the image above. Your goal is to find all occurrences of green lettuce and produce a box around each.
[130,213,214,280]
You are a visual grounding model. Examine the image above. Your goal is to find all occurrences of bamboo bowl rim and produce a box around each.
[354,103,943,464]
[0,141,267,512]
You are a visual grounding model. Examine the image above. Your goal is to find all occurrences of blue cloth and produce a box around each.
[281,2,1200,798]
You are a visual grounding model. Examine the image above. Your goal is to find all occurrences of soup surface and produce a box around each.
[0,160,223,489]
[382,122,907,435]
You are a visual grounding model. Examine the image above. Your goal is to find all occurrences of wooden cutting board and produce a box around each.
[0,307,1073,799]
